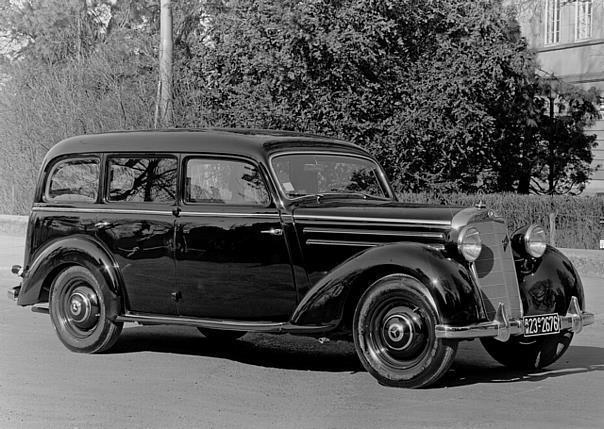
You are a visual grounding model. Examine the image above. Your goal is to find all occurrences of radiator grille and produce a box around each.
[472,220,521,320]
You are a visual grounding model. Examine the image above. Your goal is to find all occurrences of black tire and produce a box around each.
[353,274,457,388]
[49,266,123,353]
[481,331,573,370]
[197,328,246,342]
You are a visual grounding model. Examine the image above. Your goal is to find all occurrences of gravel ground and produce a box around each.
[1,233,603,428]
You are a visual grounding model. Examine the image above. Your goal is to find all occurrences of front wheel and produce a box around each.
[353,274,457,388]
[49,266,122,353]
[481,331,573,370]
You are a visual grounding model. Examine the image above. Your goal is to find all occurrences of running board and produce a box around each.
[115,312,334,334]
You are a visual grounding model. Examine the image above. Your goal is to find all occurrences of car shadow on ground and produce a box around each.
[440,345,604,388]
[110,325,362,372]
[110,325,604,384]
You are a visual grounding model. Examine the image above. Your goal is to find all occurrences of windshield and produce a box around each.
[271,153,392,200]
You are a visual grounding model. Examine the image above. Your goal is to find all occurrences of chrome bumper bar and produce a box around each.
[435,296,595,342]
[7,286,20,301]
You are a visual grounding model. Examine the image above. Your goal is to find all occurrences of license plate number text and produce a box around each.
[523,314,560,337]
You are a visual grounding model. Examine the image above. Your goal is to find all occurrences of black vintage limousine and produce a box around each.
[8,129,594,388]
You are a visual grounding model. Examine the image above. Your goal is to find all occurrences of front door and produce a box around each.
[174,156,296,320]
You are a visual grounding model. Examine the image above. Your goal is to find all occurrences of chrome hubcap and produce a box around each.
[66,285,100,331]
[369,303,429,366]
[383,314,414,351]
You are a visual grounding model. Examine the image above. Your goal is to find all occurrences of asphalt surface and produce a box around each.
[1,233,603,429]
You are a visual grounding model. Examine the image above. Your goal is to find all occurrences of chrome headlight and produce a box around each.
[522,224,547,258]
[457,226,482,262]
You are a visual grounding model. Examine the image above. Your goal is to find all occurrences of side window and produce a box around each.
[185,158,270,206]
[45,158,99,203]
[108,157,177,203]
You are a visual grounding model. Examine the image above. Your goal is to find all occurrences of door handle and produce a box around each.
[261,228,283,236]
[95,221,113,230]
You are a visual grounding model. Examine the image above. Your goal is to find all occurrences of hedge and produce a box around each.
[398,192,604,249]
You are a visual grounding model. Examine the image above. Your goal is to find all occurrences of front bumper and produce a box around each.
[435,296,594,342]
[8,285,20,301]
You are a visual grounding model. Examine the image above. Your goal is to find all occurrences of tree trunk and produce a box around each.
[156,0,173,128]
[517,171,531,194]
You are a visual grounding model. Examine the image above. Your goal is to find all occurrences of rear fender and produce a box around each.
[17,235,122,318]
[291,242,482,327]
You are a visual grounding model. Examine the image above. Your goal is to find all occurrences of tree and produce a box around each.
[155,0,174,128]
[0,0,160,213]
[175,0,599,194]
[530,79,599,194]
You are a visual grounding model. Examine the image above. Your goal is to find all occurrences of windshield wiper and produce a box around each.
[287,192,389,202]
[317,192,389,201]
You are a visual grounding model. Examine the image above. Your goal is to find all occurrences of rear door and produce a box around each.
[95,154,179,315]
[174,156,297,320]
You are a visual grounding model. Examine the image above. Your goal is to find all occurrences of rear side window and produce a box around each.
[185,158,270,206]
[45,158,99,203]
[108,157,177,203]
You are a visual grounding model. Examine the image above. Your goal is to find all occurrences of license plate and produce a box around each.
[523,313,560,337]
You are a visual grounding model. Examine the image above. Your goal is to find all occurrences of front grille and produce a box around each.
[472,220,522,320]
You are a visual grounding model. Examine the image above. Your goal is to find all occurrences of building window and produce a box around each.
[544,0,561,44]
[575,0,592,40]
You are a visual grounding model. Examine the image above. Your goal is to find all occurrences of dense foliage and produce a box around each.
[0,0,600,214]
[174,0,600,194]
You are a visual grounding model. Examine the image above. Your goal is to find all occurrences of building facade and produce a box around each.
[515,0,604,195]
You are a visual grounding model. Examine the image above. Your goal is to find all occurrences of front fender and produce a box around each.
[291,242,483,327]
[516,245,586,316]
[17,235,123,314]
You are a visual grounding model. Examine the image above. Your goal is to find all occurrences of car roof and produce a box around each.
[44,128,371,163]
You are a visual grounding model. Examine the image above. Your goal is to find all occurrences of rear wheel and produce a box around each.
[353,274,457,388]
[49,266,122,353]
[481,331,573,370]
[197,328,246,342]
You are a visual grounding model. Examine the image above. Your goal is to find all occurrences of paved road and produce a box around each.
[1,234,603,428]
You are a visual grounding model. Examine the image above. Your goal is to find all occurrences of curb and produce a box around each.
[559,248,604,278]
[0,215,28,236]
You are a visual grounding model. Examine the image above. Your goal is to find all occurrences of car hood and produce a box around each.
[289,198,469,231]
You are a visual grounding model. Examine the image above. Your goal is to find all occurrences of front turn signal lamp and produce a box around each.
[457,226,482,262]
[514,224,547,258]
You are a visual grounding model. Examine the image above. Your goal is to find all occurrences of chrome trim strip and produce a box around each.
[306,239,445,251]
[304,227,445,239]
[451,207,506,230]
[307,239,380,247]
[296,214,450,226]
[180,212,281,219]
[435,298,595,340]
[32,206,173,216]
[31,206,282,219]
[116,312,333,333]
